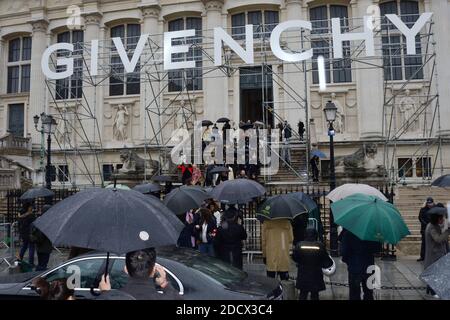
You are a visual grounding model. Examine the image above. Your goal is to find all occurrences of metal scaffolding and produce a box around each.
[41,13,441,187]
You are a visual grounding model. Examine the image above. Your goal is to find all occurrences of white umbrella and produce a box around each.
[326,183,388,202]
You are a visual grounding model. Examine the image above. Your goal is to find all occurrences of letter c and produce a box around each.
[270,20,313,62]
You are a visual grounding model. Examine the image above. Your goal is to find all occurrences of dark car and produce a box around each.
[0,246,282,300]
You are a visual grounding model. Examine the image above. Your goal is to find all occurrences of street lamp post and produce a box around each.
[324,101,339,257]
[34,113,57,190]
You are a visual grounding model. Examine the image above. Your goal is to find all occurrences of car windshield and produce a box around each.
[169,252,247,286]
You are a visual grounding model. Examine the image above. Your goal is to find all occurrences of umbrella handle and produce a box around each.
[104,252,110,278]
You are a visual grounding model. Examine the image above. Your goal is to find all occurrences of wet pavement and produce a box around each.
[243,255,435,300]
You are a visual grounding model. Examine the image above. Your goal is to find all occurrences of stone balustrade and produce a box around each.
[0,134,31,156]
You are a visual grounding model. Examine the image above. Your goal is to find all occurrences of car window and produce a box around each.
[43,258,104,289]
[109,258,181,294]
[178,255,247,286]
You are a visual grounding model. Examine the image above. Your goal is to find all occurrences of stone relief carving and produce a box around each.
[113,104,129,141]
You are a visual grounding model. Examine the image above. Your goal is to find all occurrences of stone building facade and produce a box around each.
[0,0,449,187]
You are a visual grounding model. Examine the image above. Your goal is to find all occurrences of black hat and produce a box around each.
[426,197,434,204]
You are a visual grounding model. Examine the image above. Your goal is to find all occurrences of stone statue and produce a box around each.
[175,99,186,130]
[118,149,159,175]
[113,104,129,141]
[56,118,71,145]
[331,94,345,133]
[335,143,386,177]
[399,90,418,132]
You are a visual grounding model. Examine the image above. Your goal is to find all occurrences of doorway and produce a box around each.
[239,66,274,126]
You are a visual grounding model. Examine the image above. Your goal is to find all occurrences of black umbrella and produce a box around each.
[432,174,450,188]
[240,123,253,131]
[217,117,230,123]
[152,175,173,182]
[20,187,54,201]
[426,206,448,217]
[163,185,210,215]
[420,253,450,299]
[132,183,161,194]
[33,188,183,254]
[202,120,214,127]
[256,194,308,221]
[210,179,266,204]
[209,166,230,174]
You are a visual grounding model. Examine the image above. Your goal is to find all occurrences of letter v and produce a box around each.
[112,34,148,73]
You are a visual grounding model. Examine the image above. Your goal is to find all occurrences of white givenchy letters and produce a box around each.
[42,13,433,80]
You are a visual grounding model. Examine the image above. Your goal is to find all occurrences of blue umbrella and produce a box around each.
[310,149,326,159]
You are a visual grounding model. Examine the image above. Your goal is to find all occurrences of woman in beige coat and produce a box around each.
[262,219,294,280]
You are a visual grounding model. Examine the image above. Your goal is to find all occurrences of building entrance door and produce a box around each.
[239,66,273,126]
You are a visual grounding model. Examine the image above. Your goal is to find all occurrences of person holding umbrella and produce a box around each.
[424,206,449,297]
[98,248,180,300]
[418,197,435,261]
[340,229,381,300]
[214,207,247,269]
[18,202,36,267]
[292,228,334,300]
[30,204,53,271]
[262,219,293,281]
[310,155,320,182]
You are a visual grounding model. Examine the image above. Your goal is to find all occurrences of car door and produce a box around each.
[108,257,184,296]
[20,257,106,300]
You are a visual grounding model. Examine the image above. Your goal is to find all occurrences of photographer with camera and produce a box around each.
[98,248,181,300]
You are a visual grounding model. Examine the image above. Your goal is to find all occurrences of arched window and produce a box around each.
[55,30,84,100]
[6,36,31,93]
[380,0,423,80]
[309,5,352,84]
[109,23,141,96]
[231,10,279,40]
[167,17,202,92]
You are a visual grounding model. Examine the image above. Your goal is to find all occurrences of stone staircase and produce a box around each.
[395,185,450,255]
[264,141,308,184]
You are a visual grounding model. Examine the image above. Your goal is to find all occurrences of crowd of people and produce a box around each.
[176,200,247,270]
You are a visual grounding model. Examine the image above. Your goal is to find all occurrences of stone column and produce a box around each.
[140,2,162,144]
[29,19,49,146]
[202,0,228,123]
[0,38,5,96]
[81,12,103,147]
[282,0,307,126]
[354,0,384,140]
[430,0,450,137]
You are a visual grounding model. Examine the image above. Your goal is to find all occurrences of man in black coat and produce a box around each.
[418,197,434,261]
[340,229,381,300]
[30,205,53,271]
[18,202,36,266]
[213,207,247,269]
[292,228,333,300]
[99,248,180,300]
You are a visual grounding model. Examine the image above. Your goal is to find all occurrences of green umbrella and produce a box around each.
[330,193,410,245]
